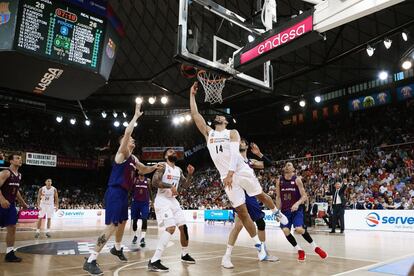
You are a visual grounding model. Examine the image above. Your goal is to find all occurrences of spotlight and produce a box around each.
[56,116,63,123]
[123,121,128,127]
[173,117,180,125]
[179,116,185,123]
[402,31,408,41]
[113,121,120,127]
[85,119,91,126]
[161,96,168,104]
[113,111,118,118]
[284,105,290,112]
[101,111,107,118]
[402,60,412,70]
[148,97,156,105]
[232,118,237,124]
[366,45,375,57]
[122,112,127,118]
[299,100,306,107]
[314,96,321,103]
[378,71,388,80]
[383,38,392,49]
[70,118,76,125]
[248,34,254,42]
[185,114,191,121]
[135,97,143,104]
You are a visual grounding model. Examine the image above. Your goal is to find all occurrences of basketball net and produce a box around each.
[197,70,226,104]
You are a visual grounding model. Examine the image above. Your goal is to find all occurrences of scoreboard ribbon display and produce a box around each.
[15,0,105,72]
[0,0,121,100]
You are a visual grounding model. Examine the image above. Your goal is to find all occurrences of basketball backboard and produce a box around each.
[175,0,274,93]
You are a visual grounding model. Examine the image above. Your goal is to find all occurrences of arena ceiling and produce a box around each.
[4,0,414,118]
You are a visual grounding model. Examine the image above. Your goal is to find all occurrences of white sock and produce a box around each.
[225,244,233,256]
[87,251,99,263]
[141,232,146,239]
[115,242,122,251]
[182,246,188,256]
[311,241,317,249]
[252,235,261,246]
[295,245,303,251]
[151,231,172,263]
[6,247,14,254]
[36,229,40,233]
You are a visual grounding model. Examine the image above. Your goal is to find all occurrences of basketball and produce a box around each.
[180,64,197,79]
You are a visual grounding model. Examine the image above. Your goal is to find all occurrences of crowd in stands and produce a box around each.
[1,103,414,210]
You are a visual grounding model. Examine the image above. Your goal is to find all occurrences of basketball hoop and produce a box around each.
[197,70,227,104]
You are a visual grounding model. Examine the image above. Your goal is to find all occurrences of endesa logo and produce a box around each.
[365,212,380,227]
[240,15,313,65]
[365,212,414,227]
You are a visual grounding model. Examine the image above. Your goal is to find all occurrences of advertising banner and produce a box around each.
[25,152,57,167]
[204,210,234,221]
[183,210,205,223]
[345,210,414,232]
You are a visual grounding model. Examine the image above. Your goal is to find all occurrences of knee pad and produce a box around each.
[181,224,189,241]
[255,218,266,231]
[142,219,148,230]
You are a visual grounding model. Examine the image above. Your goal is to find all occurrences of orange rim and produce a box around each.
[197,70,227,83]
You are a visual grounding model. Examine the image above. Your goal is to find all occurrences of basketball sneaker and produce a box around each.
[181,253,196,264]
[148,259,169,272]
[255,242,267,261]
[297,250,306,262]
[221,254,234,269]
[45,232,51,238]
[132,236,138,245]
[273,210,288,225]
[110,246,128,262]
[140,238,146,248]
[83,258,103,275]
[315,247,328,259]
[5,251,22,262]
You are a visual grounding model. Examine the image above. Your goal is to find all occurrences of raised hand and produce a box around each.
[187,164,195,175]
[190,82,198,96]
[134,102,144,118]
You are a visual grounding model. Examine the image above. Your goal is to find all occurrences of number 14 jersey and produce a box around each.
[207,129,249,180]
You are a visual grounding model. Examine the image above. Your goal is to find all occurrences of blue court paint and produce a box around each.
[369,256,414,276]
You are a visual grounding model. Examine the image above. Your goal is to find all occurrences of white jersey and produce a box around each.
[207,129,249,179]
[40,186,56,205]
[157,163,182,199]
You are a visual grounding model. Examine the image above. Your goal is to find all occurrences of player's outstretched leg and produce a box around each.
[255,192,288,224]
[234,204,267,261]
[222,216,243,269]
[301,229,328,259]
[179,224,195,263]
[256,218,279,262]
[148,226,175,272]
[110,221,128,262]
[84,224,116,275]
[282,227,306,262]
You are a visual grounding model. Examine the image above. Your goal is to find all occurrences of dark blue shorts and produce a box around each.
[0,203,17,227]
[131,200,150,220]
[235,193,264,222]
[104,187,128,225]
[280,207,304,229]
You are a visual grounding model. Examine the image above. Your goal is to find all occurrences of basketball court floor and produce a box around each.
[1,221,413,276]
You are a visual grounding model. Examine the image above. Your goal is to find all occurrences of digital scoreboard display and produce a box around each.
[14,0,105,72]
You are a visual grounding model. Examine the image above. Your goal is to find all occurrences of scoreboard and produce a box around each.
[15,0,105,72]
[0,0,120,100]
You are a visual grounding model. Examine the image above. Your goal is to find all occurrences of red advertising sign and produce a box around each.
[19,209,39,222]
[239,16,313,65]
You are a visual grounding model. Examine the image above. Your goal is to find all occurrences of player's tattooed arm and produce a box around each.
[151,165,173,189]
[179,165,195,189]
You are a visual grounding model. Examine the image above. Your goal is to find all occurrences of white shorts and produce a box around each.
[154,196,186,228]
[225,172,263,208]
[38,204,55,219]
